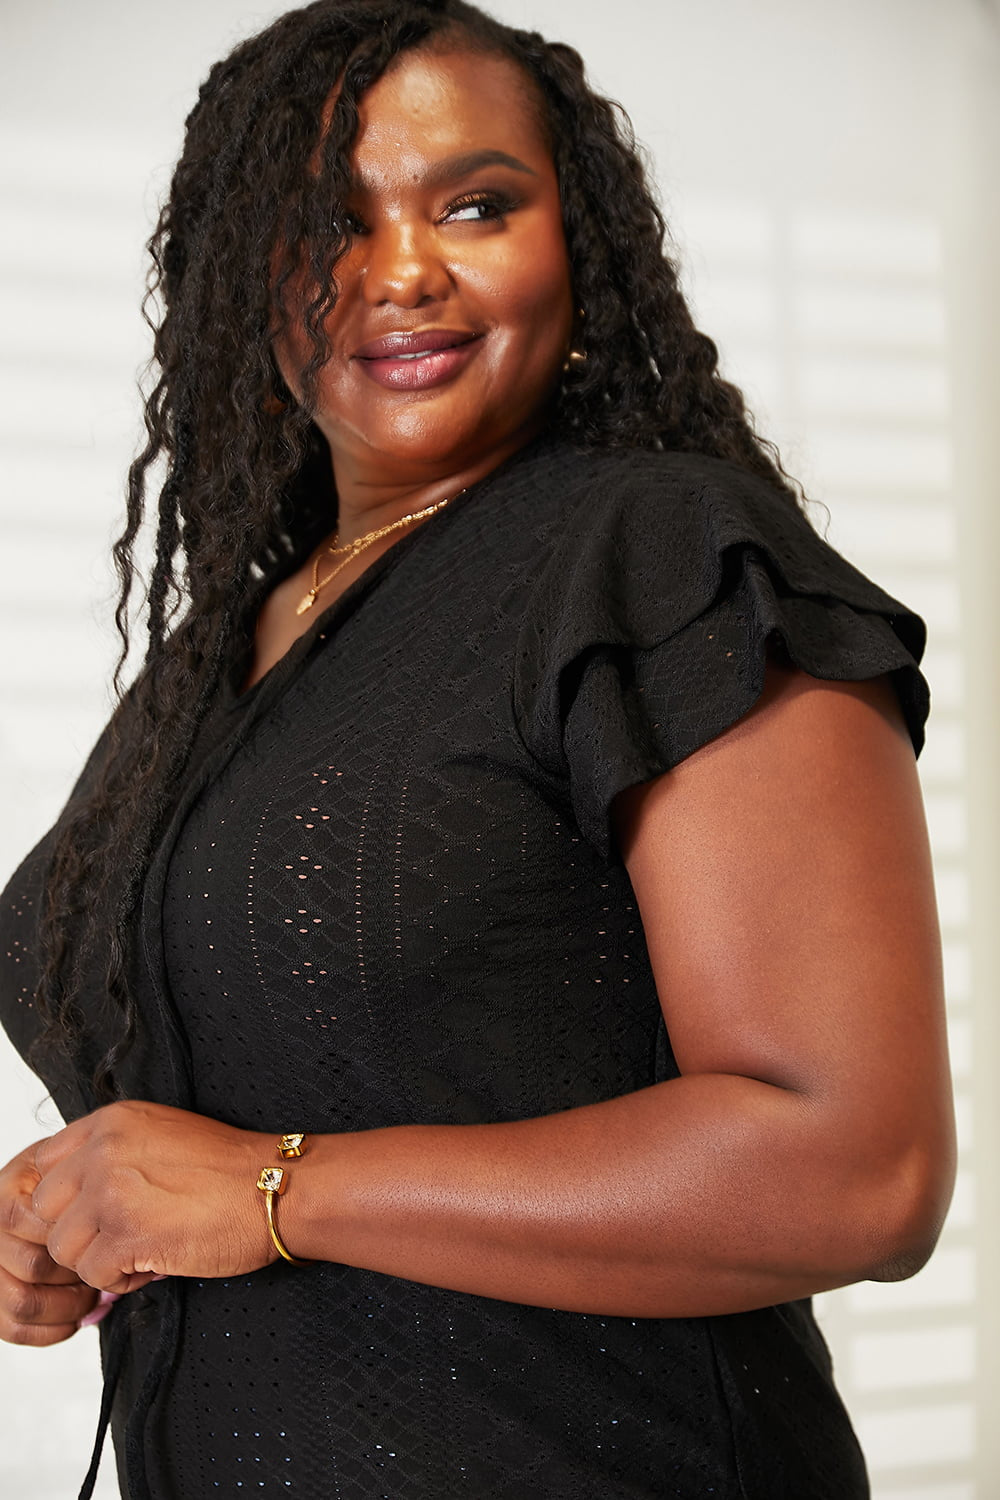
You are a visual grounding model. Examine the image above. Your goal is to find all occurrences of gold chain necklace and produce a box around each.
[295,491,463,616]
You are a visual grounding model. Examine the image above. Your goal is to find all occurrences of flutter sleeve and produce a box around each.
[513,449,929,861]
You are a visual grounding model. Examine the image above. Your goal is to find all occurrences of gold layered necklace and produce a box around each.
[296,491,463,616]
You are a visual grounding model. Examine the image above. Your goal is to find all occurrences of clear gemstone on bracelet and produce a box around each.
[277,1133,305,1158]
[257,1166,285,1194]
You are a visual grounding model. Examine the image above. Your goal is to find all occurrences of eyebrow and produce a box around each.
[353,148,539,195]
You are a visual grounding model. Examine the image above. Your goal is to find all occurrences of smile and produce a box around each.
[353,329,481,391]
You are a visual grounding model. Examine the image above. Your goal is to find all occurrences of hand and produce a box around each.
[29,1101,280,1295]
[0,1142,99,1344]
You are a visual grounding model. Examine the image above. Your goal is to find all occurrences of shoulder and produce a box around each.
[527,440,829,595]
[512,441,930,832]
[518,440,922,656]
[497,437,816,570]
[530,439,803,528]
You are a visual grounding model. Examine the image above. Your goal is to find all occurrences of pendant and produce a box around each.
[295,592,316,616]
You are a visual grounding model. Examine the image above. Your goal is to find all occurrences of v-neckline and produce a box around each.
[220,432,555,714]
[222,479,483,712]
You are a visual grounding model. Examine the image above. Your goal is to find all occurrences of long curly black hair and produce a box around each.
[33,0,802,1101]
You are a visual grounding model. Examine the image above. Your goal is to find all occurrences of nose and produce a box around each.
[360,221,453,308]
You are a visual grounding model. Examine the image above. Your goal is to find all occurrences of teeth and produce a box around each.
[394,349,441,360]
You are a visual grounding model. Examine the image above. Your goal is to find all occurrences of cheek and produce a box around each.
[273,321,348,409]
[478,234,573,352]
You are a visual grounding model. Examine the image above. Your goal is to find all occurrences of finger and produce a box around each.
[31,1117,93,1177]
[0,1138,51,1185]
[45,1208,154,1296]
[46,1217,97,1280]
[3,1184,60,1245]
[0,1231,84,1287]
[73,1250,158,1299]
[0,1315,84,1348]
[0,1265,98,1334]
[30,1161,80,1228]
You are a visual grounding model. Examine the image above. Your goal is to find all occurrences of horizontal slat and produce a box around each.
[0,289,147,369]
[800,355,950,421]
[848,1246,975,1314]
[795,285,948,349]
[851,1326,975,1392]
[872,1482,974,1500]
[826,498,957,564]
[807,427,954,492]
[858,1402,975,1469]
[791,213,943,278]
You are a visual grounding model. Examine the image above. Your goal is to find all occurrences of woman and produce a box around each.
[0,2,954,1497]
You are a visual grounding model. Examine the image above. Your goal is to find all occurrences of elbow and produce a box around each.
[856,1133,957,1285]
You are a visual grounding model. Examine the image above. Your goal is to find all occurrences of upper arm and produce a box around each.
[611,662,955,1226]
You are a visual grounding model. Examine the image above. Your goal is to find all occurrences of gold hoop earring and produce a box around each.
[562,304,587,373]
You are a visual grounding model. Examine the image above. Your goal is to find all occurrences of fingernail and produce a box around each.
[78,1291,120,1329]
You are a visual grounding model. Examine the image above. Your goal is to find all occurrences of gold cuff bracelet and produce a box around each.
[256,1133,310,1265]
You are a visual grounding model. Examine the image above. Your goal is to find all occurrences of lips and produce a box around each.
[353,328,481,391]
[354,328,478,360]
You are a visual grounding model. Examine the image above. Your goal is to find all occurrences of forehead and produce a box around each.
[348,47,552,185]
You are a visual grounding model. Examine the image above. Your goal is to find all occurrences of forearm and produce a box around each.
[283,1073,939,1318]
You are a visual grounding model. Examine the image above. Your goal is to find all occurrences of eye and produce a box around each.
[443,191,518,224]
[335,209,368,239]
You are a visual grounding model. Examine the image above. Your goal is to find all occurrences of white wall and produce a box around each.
[1,2,997,1496]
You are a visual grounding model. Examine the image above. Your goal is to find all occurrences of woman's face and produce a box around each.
[274,46,575,489]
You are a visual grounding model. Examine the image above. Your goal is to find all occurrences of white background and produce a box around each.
[1,1,997,1495]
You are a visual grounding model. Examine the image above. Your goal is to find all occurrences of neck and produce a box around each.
[327,426,545,548]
